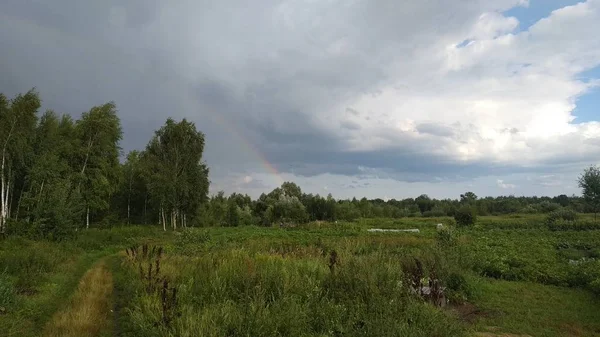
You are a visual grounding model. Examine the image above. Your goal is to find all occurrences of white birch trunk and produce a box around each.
[81,137,94,175]
[1,122,15,234]
[0,161,9,234]
[171,210,175,230]
[0,155,5,233]
[6,179,11,219]
[127,171,132,224]
[86,206,90,229]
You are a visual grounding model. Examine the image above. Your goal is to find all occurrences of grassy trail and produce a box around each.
[42,261,114,337]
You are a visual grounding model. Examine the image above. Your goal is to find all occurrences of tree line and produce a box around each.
[197,182,598,227]
[0,89,208,238]
[2,89,598,238]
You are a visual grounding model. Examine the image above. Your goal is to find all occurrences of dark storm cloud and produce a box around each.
[340,120,362,130]
[416,122,456,138]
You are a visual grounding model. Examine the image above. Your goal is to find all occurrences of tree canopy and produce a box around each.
[578,165,600,220]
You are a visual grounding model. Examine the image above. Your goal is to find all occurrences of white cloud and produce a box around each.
[497,179,517,189]
[328,0,600,169]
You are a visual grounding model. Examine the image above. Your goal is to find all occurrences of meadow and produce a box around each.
[1,215,600,337]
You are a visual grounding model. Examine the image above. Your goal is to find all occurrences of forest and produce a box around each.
[2,90,600,337]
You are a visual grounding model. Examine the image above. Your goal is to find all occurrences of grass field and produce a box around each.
[1,215,599,336]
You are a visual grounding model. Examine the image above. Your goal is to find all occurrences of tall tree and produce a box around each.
[143,118,209,230]
[0,90,40,234]
[578,165,600,221]
[460,192,478,204]
[121,151,142,224]
[75,102,122,229]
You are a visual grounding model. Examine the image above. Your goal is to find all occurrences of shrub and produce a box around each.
[423,207,447,218]
[520,205,538,214]
[537,201,561,213]
[454,206,477,227]
[445,272,473,304]
[436,227,456,247]
[546,208,578,225]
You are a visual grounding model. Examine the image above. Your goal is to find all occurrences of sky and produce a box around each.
[1,0,599,200]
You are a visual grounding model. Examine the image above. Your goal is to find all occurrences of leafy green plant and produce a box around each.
[0,271,15,309]
[546,208,578,225]
[436,227,456,247]
[454,206,477,227]
[445,272,473,304]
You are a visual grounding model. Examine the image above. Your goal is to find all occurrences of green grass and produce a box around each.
[113,245,466,337]
[470,278,600,337]
[0,227,173,337]
[1,216,600,336]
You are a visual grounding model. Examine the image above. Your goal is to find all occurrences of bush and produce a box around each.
[520,205,538,214]
[546,208,578,225]
[537,201,561,213]
[423,207,447,218]
[445,272,473,304]
[454,206,477,227]
[436,227,456,247]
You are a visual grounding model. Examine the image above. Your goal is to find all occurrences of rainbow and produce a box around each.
[209,112,285,187]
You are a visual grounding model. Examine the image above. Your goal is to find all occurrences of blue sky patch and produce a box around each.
[504,0,584,32]
[573,66,600,123]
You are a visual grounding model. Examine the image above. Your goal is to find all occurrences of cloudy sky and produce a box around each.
[2,0,599,199]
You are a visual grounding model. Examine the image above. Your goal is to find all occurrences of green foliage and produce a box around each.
[546,208,578,225]
[578,165,600,219]
[460,191,477,204]
[520,205,538,214]
[335,200,361,221]
[454,206,477,227]
[76,102,123,226]
[548,219,600,231]
[142,118,209,229]
[2,220,600,337]
[267,193,309,225]
[537,201,562,213]
[436,226,456,247]
[423,206,447,217]
[445,272,473,304]
[116,245,465,337]
[0,271,16,309]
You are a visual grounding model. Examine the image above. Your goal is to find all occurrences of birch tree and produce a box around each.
[112,150,149,224]
[75,102,122,229]
[19,111,83,237]
[142,118,209,230]
[0,90,40,234]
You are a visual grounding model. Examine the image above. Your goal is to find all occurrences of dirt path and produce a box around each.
[42,260,114,337]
